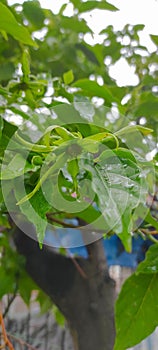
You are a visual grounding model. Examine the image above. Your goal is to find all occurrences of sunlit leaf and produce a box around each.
[0,2,37,46]
[63,70,74,85]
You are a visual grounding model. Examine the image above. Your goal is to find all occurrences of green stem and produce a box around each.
[15,131,56,153]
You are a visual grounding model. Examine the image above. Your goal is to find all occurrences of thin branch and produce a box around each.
[3,291,17,319]
[0,313,14,350]
[7,333,38,350]
[140,228,158,236]
[46,214,87,279]
[69,253,87,279]
[46,214,80,228]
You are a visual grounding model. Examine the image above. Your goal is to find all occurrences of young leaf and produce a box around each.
[63,70,74,85]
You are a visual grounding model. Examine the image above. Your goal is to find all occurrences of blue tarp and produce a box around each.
[45,226,153,268]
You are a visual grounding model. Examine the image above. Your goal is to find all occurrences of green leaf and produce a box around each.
[0,2,37,46]
[113,148,137,163]
[16,152,66,205]
[145,212,158,231]
[0,266,15,298]
[53,305,65,326]
[55,126,76,140]
[75,43,99,65]
[0,116,4,140]
[0,62,14,82]
[78,1,118,13]
[114,273,158,350]
[1,153,38,180]
[150,34,158,46]
[85,131,115,142]
[23,0,45,29]
[22,49,30,83]
[73,79,117,105]
[134,24,145,32]
[37,290,52,314]
[63,70,74,85]
[9,107,29,120]
[136,244,158,275]
[95,148,147,245]
[14,185,51,245]
[61,16,92,34]
[0,213,10,228]
[19,272,37,305]
[82,158,121,232]
[67,158,79,180]
[118,207,132,252]
[115,125,153,137]
[67,158,79,191]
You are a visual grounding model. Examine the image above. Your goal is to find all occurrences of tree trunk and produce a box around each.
[13,226,116,350]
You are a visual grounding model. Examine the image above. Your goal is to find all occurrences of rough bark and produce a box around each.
[13,226,116,350]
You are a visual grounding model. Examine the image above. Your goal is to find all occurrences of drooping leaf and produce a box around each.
[81,157,121,233]
[94,148,148,247]
[114,273,158,350]
[14,184,51,246]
